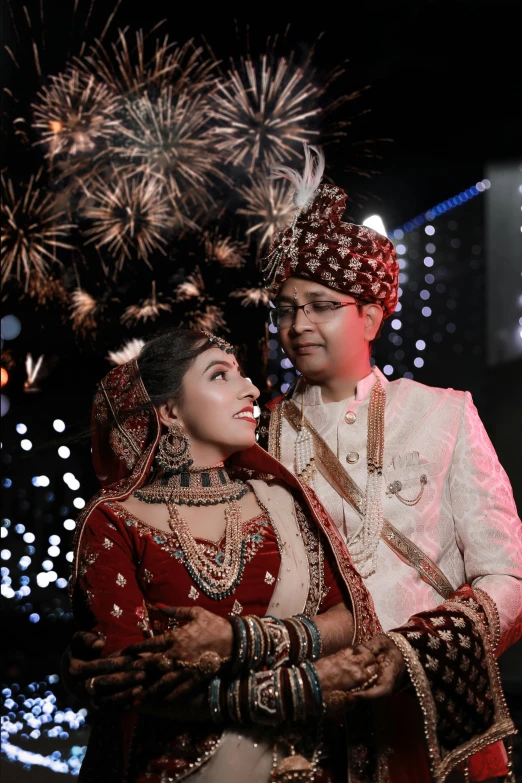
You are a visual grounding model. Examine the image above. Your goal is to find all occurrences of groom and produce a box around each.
[255,157,522,781]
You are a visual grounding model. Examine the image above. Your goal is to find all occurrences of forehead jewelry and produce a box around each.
[293,287,298,301]
[201,331,235,354]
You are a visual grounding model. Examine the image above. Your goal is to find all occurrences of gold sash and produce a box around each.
[277,400,454,600]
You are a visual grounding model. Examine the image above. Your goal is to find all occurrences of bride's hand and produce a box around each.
[122,605,233,671]
[314,646,379,697]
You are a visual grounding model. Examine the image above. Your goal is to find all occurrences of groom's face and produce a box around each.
[276,277,381,383]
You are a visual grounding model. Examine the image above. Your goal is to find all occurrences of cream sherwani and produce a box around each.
[277,367,522,647]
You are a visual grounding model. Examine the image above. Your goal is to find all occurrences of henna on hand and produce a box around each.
[123,605,233,670]
[352,633,408,700]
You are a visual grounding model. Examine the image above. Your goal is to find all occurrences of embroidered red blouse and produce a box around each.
[75,500,347,656]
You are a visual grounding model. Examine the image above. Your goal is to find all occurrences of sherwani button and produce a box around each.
[345,410,357,424]
[346,452,359,464]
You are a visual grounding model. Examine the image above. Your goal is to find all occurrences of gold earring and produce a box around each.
[155,422,193,475]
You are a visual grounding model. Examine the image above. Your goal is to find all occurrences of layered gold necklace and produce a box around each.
[134,464,248,599]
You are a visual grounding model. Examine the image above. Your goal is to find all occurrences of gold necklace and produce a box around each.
[133,463,248,506]
[166,500,246,600]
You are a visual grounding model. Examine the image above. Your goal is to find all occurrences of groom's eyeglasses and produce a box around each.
[269,301,359,328]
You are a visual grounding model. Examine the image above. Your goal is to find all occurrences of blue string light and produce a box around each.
[390,180,490,238]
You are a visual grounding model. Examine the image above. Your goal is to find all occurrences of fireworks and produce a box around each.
[204,233,246,268]
[175,269,205,301]
[187,305,227,333]
[211,55,321,172]
[1,172,75,290]
[81,172,172,269]
[69,289,98,333]
[121,281,171,325]
[107,338,145,365]
[82,31,216,99]
[237,174,296,248]
[32,69,123,162]
[24,354,45,392]
[230,287,271,307]
[116,87,222,211]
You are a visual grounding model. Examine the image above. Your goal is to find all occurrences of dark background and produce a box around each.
[1,0,521,779]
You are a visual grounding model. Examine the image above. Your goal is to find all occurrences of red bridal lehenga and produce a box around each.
[69,360,515,783]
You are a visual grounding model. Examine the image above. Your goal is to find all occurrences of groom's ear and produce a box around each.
[157,398,182,428]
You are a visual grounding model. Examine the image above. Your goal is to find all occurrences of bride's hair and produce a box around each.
[137,327,212,406]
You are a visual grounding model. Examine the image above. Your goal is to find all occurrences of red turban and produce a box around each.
[261,182,399,319]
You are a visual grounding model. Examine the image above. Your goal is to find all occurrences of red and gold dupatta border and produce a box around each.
[69,360,161,598]
[386,589,515,783]
[231,445,382,646]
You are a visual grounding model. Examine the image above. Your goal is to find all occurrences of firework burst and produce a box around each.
[82,31,216,98]
[116,87,222,211]
[24,353,46,392]
[107,338,145,365]
[81,172,172,269]
[1,172,75,290]
[121,281,171,325]
[69,288,98,333]
[32,69,123,162]
[237,174,296,248]
[230,287,271,307]
[186,305,227,333]
[175,269,205,301]
[211,55,321,172]
[204,232,246,268]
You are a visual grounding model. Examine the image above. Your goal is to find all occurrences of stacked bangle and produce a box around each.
[228,614,323,673]
[209,662,324,727]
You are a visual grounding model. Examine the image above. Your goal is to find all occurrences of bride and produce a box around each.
[70,327,383,783]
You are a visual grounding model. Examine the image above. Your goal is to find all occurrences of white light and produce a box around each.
[16,424,27,435]
[48,546,60,557]
[396,244,407,256]
[42,560,53,571]
[424,225,435,236]
[23,532,35,543]
[73,497,85,509]
[1,584,15,598]
[53,419,66,433]
[414,357,425,368]
[482,179,491,189]
[37,475,50,487]
[63,519,76,531]
[423,257,434,267]
[416,340,426,350]
[58,446,70,459]
[383,365,394,376]
[362,214,387,236]
[68,478,80,491]
[391,319,402,330]
[19,556,31,568]
[1,550,11,560]
[49,535,61,545]
[66,552,74,563]
[63,472,74,483]
[21,439,32,451]
[422,306,432,317]
[36,572,50,588]
[1,528,6,539]
[46,570,57,582]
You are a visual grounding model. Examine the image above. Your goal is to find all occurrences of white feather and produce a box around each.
[271,144,325,211]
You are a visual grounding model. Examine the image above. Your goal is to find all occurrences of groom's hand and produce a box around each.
[352,633,408,700]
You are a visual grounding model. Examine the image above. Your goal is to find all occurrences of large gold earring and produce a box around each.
[155,422,193,475]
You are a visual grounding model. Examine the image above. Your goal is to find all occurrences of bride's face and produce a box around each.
[164,347,260,463]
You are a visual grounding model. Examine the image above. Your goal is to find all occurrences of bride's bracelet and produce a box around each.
[229,614,323,674]
[209,661,324,726]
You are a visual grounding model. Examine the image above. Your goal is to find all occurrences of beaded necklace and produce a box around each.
[133,464,249,599]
